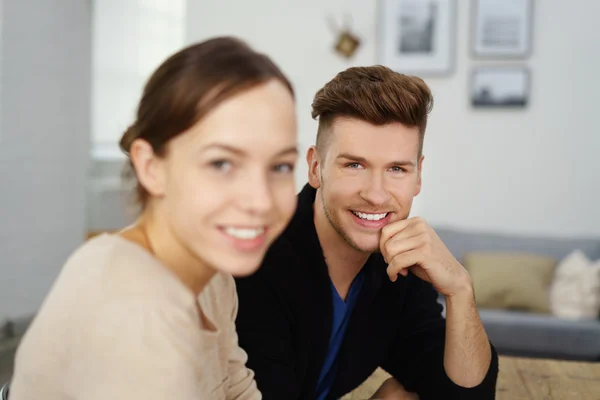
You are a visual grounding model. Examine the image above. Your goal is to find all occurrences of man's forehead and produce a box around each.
[328,122,420,157]
[331,118,418,139]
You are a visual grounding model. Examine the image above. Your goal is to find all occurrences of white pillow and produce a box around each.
[549,250,600,320]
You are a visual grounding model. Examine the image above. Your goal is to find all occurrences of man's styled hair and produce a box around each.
[311,65,433,159]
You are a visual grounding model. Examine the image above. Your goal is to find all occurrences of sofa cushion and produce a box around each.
[464,252,556,313]
[436,227,600,262]
[549,250,600,320]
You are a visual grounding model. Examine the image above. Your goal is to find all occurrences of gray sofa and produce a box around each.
[435,226,600,362]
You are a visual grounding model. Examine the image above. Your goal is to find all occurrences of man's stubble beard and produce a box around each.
[319,180,380,254]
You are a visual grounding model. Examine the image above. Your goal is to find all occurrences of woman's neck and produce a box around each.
[119,210,216,297]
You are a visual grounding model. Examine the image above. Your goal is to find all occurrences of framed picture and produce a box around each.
[471,67,530,108]
[378,0,456,76]
[472,0,534,58]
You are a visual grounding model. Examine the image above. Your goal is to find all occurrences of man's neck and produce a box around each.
[314,194,369,300]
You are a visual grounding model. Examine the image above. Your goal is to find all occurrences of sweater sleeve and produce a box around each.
[381,275,499,400]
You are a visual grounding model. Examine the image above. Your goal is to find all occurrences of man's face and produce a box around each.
[308,117,423,253]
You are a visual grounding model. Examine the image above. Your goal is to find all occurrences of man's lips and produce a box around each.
[349,210,392,228]
[351,210,391,221]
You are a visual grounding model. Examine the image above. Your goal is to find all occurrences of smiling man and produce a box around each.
[234,66,499,400]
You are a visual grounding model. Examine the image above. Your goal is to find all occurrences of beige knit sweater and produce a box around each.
[10,234,261,400]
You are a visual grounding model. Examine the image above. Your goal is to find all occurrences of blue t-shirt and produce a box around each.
[315,272,365,400]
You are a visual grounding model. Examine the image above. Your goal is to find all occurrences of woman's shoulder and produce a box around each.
[30,234,196,331]
[61,233,152,278]
[78,235,194,301]
[13,236,201,383]
[73,233,152,265]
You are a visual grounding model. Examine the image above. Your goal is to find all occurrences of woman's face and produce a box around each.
[151,80,298,276]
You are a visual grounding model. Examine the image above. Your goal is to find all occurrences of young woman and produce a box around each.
[10,37,298,399]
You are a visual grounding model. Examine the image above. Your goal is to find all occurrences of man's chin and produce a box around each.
[346,237,381,254]
[340,228,380,252]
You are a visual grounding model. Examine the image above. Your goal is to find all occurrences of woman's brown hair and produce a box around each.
[119,36,294,207]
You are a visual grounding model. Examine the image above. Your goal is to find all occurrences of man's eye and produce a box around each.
[390,166,406,173]
[347,163,362,169]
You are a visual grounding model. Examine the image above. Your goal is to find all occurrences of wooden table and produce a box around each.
[344,356,600,399]
[497,356,600,400]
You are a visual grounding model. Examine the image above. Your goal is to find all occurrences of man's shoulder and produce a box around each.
[234,225,322,303]
[259,233,297,272]
[258,184,320,274]
[258,218,317,274]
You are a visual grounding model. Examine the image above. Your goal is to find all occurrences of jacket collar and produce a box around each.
[285,184,322,262]
[285,184,386,292]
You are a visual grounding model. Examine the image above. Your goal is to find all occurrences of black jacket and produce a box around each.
[235,184,498,399]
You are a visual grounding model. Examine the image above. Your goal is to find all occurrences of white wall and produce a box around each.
[91,0,186,158]
[87,1,187,232]
[186,0,600,238]
[185,0,378,195]
[420,1,600,237]
[0,0,91,321]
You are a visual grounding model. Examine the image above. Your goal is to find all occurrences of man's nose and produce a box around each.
[359,175,391,206]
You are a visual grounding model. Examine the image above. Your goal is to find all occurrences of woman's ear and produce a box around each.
[129,139,166,198]
[306,146,322,189]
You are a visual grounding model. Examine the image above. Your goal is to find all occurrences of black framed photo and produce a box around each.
[379,0,457,76]
[472,0,534,58]
[471,67,530,108]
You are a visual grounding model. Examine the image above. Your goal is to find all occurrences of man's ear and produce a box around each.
[129,139,166,198]
[415,154,425,197]
[306,146,322,189]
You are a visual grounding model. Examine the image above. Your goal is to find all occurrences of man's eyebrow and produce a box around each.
[388,160,416,167]
[336,153,415,167]
[336,153,368,163]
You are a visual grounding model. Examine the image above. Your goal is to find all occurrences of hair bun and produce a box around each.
[119,124,138,155]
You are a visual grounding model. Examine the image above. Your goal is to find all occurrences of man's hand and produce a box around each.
[380,217,472,297]
[380,218,494,389]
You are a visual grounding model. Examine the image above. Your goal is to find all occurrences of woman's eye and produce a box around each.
[210,159,232,172]
[273,163,295,174]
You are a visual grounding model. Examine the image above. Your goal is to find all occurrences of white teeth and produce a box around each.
[224,227,264,240]
[353,211,388,221]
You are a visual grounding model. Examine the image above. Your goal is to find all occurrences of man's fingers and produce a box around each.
[381,234,426,263]
[380,218,411,248]
[386,249,422,282]
[380,217,429,253]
